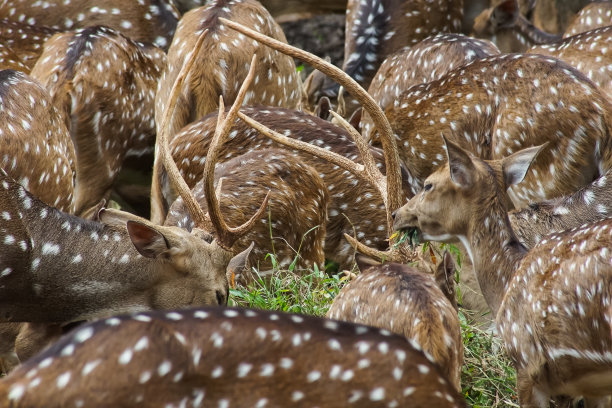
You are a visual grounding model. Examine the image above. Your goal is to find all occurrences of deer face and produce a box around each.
[393,138,546,244]
[100,209,252,308]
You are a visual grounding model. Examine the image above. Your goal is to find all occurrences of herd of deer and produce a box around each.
[0,0,611,406]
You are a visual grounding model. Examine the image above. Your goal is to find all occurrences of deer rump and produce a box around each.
[164,148,329,276]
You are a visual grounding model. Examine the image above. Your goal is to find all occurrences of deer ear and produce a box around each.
[348,107,362,132]
[226,242,254,288]
[314,96,331,120]
[439,250,456,283]
[355,253,381,272]
[501,143,547,187]
[492,0,519,28]
[126,221,170,258]
[443,136,475,188]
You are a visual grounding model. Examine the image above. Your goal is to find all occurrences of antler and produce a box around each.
[221,18,419,263]
[153,30,269,249]
[219,17,403,230]
[203,55,271,249]
[152,29,209,226]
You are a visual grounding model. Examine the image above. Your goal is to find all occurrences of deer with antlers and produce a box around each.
[163,106,410,269]
[0,307,466,407]
[393,138,612,406]
[30,25,166,215]
[0,0,179,50]
[327,252,463,392]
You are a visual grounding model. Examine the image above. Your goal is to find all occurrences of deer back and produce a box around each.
[362,33,500,140]
[528,26,612,99]
[168,106,411,269]
[0,307,466,407]
[0,19,58,72]
[327,260,463,391]
[165,148,328,275]
[0,43,29,72]
[0,0,179,50]
[564,2,612,37]
[0,70,76,213]
[383,53,612,207]
[156,0,301,141]
[30,26,166,215]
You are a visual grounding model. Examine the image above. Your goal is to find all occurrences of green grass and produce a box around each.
[230,253,518,407]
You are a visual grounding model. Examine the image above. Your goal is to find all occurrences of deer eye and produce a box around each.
[423,183,433,192]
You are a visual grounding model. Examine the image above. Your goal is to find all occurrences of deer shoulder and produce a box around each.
[527,26,612,99]
[363,33,499,141]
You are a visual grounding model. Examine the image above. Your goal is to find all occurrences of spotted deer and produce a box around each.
[370,52,612,208]
[327,252,463,392]
[508,170,612,248]
[0,0,179,50]
[164,146,329,275]
[163,106,410,269]
[0,70,76,213]
[306,0,464,108]
[0,18,58,72]
[0,307,466,407]
[526,26,612,98]
[0,30,268,325]
[362,33,500,140]
[30,25,166,215]
[393,138,612,406]
[154,0,301,146]
[472,0,562,52]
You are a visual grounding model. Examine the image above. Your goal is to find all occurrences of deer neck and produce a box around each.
[1,204,161,322]
[514,15,562,46]
[462,195,528,316]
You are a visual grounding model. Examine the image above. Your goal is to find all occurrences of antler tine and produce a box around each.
[202,54,271,249]
[236,111,375,186]
[328,110,388,206]
[219,17,403,229]
[152,29,210,226]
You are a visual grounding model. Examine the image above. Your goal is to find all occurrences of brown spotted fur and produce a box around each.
[0,307,466,407]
